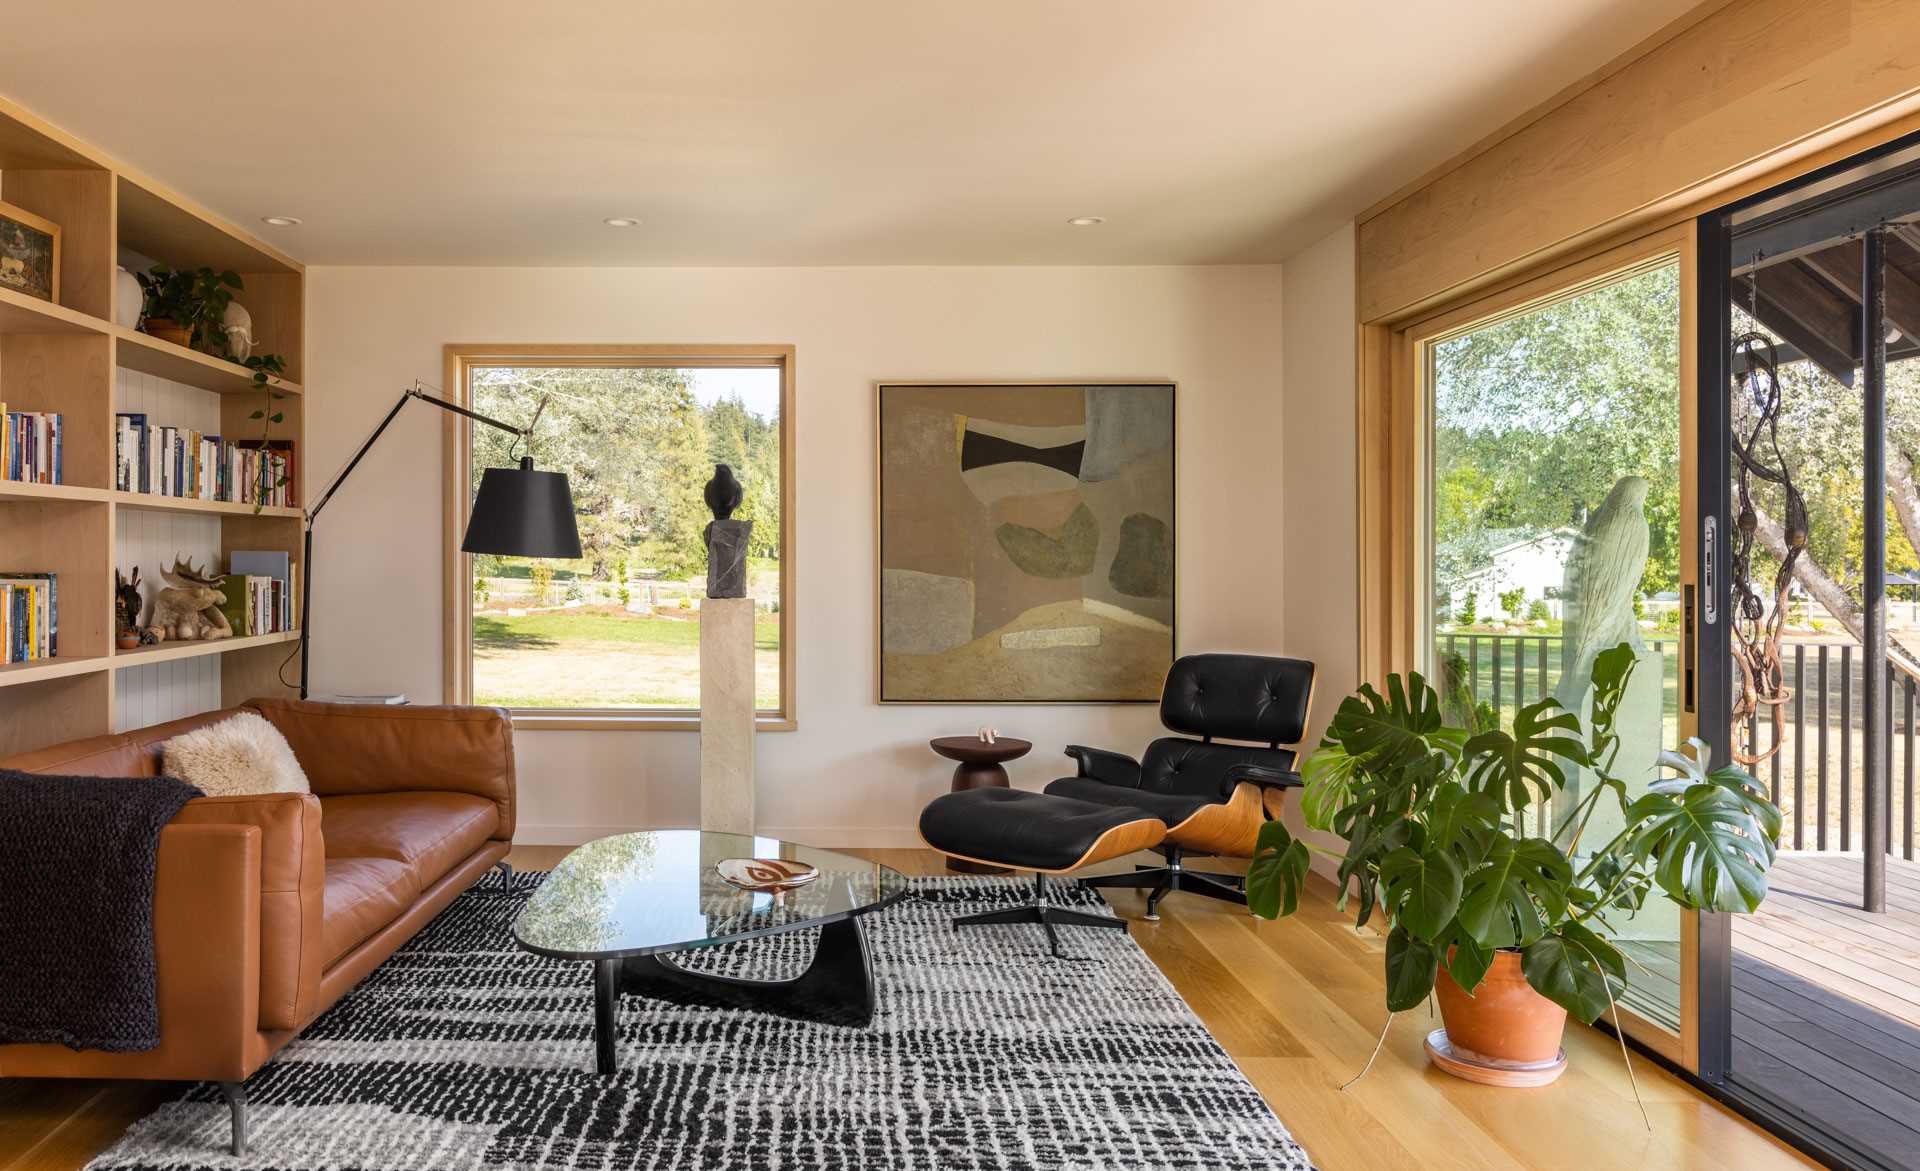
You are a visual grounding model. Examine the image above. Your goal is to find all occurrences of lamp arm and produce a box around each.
[298,383,529,699]
[306,385,525,527]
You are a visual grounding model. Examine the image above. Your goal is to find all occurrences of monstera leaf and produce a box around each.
[1522,920,1627,1024]
[1624,783,1776,913]
[1422,780,1501,869]
[1324,673,1462,773]
[1299,742,1363,831]
[1437,917,1495,993]
[1584,643,1639,777]
[1246,818,1311,920]
[1462,697,1587,812]
[1384,925,1440,1012]
[1379,844,1464,940]
[1457,834,1572,948]
[1653,739,1784,845]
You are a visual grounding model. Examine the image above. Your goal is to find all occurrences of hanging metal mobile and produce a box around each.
[1728,263,1807,767]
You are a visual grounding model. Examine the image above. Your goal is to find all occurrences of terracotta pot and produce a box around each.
[1434,949,1567,1065]
[142,317,192,347]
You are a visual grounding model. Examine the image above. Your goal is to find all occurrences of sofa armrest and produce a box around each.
[0,822,265,1083]
[250,699,516,840]
[171,793,324,1032]
[1064,745,1143,788]
[151,822,262,1079]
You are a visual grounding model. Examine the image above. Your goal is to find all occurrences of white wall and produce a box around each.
[1279,223,1358,876]
[304,265,1286,845]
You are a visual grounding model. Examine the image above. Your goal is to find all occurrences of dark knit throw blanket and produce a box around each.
[0,768,201,1052]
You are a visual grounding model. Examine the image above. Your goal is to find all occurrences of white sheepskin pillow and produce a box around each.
[162,711,310,798]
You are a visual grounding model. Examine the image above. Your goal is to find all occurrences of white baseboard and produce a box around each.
[513,824,925,849]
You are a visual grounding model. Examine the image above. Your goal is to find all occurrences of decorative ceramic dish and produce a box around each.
[716,857,820,893]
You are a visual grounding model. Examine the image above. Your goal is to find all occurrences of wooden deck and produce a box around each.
[1729,851,1920,1163]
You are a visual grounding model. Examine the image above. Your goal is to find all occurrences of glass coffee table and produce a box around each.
[512,830,908,1073]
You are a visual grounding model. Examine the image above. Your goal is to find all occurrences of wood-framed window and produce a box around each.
[441,344,795,730]
[1358,223,1700,1067]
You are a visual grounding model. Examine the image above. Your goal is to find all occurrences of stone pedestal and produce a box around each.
[700,596,757,833]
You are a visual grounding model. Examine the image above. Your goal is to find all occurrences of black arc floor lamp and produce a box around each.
[298,382,582,699]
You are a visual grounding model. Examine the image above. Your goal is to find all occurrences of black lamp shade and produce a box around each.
[462,456,582,558]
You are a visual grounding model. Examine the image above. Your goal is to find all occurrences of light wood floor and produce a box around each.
[0,845,1816,1171]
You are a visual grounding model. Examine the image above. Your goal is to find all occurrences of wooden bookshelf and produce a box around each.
[115,326,303,397]
[0,93,306,760]
[112,491,301,519]
[110,629,299,668]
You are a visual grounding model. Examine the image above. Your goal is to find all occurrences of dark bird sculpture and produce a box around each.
[704,463,743,520]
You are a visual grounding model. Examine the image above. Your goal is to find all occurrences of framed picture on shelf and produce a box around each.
[875,380,1175,703]
[0,199,59,304]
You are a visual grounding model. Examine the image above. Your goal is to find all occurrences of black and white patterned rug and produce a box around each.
[89,871,1313,1170]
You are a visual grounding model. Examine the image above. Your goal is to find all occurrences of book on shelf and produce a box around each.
[115,415,297,507]
[1,403,63,484]
[228,550,297,634]
[0,573,57,664]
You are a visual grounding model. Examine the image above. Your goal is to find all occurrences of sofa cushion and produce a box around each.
[321,856,416,967]
[320,792,500,891]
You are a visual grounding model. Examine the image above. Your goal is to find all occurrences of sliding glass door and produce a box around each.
[1416,233,1695,1050]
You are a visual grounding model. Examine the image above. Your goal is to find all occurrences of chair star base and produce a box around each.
[953,872,1131,957]
[1076,846,1248,919]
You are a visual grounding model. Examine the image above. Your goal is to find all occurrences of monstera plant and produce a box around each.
[1246,643,1781,1079]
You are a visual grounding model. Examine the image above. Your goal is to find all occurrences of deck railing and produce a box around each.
[1438,633,1916,860]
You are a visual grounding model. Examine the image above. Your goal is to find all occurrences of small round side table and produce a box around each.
[929,736,1033,874]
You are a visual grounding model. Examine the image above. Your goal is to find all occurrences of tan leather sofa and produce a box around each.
[0,698,516,1154]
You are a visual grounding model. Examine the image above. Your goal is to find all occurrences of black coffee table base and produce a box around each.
[591,913,876,1073]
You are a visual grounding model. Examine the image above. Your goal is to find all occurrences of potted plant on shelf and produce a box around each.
[135,264,248,355]
[1246,643,1781,1088]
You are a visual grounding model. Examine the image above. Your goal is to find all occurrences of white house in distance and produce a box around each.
[1451,527,1579,620]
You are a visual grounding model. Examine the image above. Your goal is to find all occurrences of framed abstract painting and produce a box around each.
[876,381,1175,702]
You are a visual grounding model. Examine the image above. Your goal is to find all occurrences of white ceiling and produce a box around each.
[2,1,1699,267]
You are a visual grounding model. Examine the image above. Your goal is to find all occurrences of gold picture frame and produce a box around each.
[0,199,59,304]
[875,379,1177,704]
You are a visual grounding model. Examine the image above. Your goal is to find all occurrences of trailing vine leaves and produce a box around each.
[244,354,290,513]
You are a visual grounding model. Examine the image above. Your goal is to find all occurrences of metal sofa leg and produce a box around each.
[493,859,514,880]
[218,1081,248,1157]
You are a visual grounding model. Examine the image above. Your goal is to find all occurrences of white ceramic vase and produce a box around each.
[114,266,142,327]
[222,300,254,362]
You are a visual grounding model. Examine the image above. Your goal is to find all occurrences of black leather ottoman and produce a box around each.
[918,788,1167,956]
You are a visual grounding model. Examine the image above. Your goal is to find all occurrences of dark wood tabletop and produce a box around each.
[928,736,1033,764]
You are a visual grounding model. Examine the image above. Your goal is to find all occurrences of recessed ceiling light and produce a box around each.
[260,215,302,227]
[604,217,641,228]
[1067,216,1105,227]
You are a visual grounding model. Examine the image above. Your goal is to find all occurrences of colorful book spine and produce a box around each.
[0,408,63,485]
[0,574,57,663]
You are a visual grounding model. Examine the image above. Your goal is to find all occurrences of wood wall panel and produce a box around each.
[1357,0,1920,324]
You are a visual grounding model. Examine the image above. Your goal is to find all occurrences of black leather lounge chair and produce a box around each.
[1045,652,1315,919]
